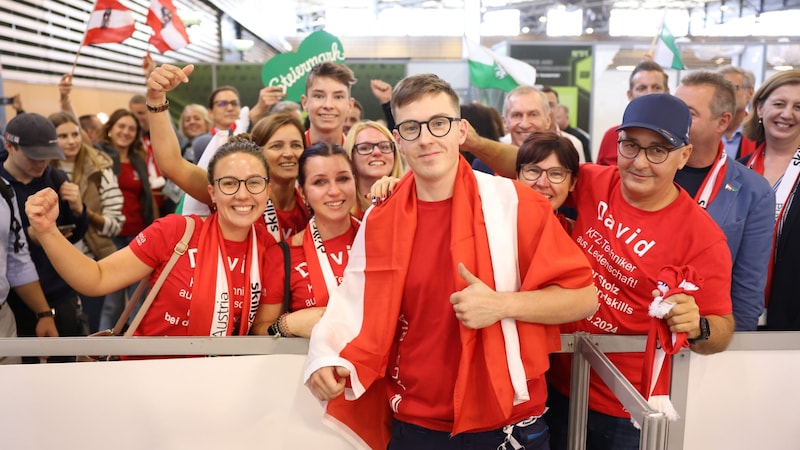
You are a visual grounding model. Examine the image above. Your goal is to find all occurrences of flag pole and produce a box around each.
[648,32,659,58]
[648,7,669,57]
[70,45,84,78]
[71,0,100,77]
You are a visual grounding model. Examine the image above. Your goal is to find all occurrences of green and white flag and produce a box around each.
[653,25,685,70]
[465,39,536,91]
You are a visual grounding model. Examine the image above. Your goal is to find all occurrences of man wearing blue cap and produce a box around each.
[1,113,89,362]
[545,93,735,450]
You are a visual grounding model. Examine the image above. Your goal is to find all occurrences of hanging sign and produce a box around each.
[261,30,346,102]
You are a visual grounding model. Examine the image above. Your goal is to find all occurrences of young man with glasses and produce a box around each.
[305,73,597,450]
[546,93,735,450]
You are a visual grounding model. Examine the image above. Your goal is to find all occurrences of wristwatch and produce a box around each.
[688,316,710,344]
[36,308,55,320]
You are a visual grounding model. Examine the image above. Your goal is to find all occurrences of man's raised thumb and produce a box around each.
[458,263,482,285]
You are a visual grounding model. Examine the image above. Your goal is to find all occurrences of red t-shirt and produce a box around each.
[595,125,620,166]
[118,162,145,237]
[142,133,165,209]
[263,225,356,311]
[387,198,461,432]
[550,164,733,418]
[129,215,262,336]
[275,205,310,242]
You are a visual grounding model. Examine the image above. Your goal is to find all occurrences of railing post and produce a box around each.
[567,332,590,450]
[640,411,668,450]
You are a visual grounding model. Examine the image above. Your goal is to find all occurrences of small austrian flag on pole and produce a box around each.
[83,0,136,45]
[147,0,191,53]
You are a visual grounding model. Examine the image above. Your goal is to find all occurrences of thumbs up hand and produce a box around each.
[449,263,504,329]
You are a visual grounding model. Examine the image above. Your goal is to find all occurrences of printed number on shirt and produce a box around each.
[586,314,618,333]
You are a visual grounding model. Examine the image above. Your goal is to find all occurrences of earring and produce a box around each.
[758,117,763,125]
[211,202,217,212]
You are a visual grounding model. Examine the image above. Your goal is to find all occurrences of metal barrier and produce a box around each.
[566,332,667,450]
[0,333,666,449]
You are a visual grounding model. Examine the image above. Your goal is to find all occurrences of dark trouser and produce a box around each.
[546,385,640,450]
[80,293,104,334]
[7,293,88,363]
[387,417,549,450]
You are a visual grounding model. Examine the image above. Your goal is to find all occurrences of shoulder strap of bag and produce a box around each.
[111,216,196,336]
[0,181,23,253]
[278,240,291,312]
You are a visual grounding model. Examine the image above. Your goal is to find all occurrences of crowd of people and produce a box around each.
[1,55,798,449]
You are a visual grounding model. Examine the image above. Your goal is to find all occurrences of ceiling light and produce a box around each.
[232,39,255,52]
[180,11,202,27]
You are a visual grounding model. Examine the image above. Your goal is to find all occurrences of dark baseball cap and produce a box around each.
[616,94,691,148]
[4,113,65,160]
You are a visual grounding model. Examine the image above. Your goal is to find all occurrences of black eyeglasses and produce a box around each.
[214,100,240,109]
[617,139,682,164]
[215,176,268,195]
[394,116,461,141]
[353,141,395,155]
[519,165,571,184]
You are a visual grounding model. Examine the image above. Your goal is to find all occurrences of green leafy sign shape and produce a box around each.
[261,30,346,102]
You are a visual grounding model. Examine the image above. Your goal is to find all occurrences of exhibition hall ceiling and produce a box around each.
[221,0,795,36]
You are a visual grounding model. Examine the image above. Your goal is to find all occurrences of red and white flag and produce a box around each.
[83,0,136,45]
[147,0,190,53]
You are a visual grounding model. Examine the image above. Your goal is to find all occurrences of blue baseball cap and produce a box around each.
[4,113,64,160]
[616,94,691,148]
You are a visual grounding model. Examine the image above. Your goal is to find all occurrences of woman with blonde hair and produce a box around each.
[178,103,211,159]
[49,111,125,332]
[343,120,405,219]
[741,69,800,330]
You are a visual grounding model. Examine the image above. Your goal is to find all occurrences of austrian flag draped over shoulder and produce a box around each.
[83,0,135,45]
[147,0,190,53]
